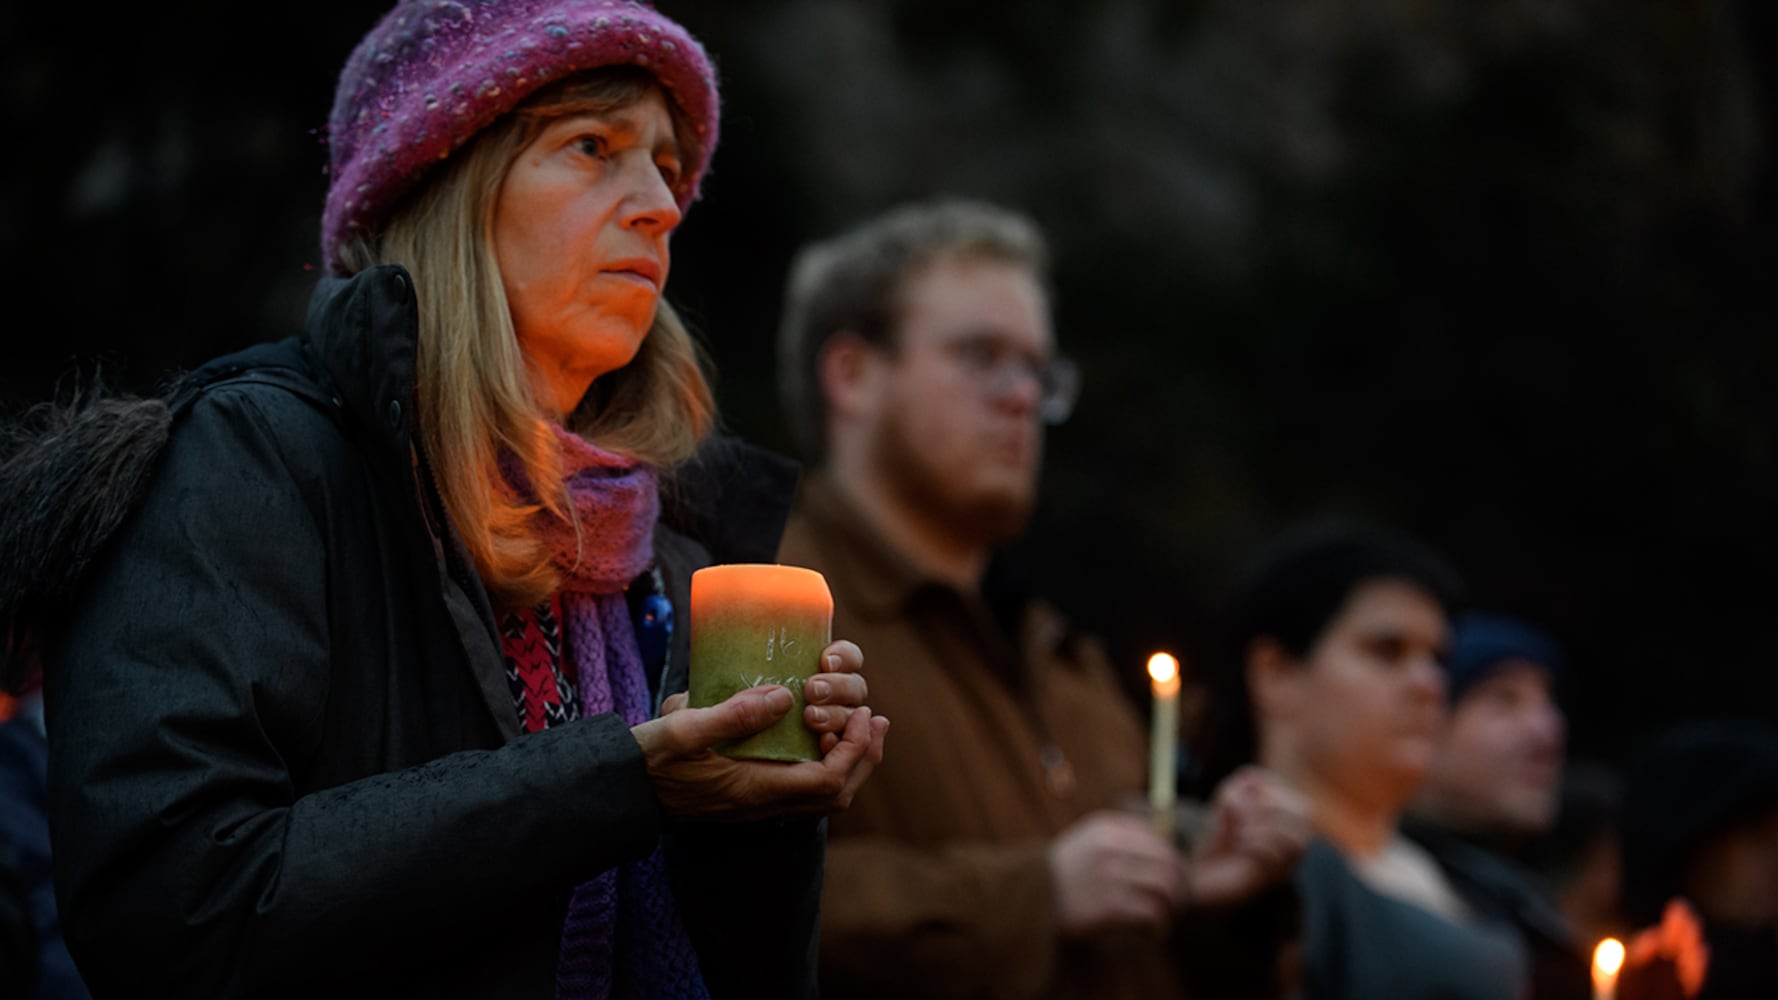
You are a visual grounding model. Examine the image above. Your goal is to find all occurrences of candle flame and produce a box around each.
[1147,653,1179,685]
[1593,937,1625,977]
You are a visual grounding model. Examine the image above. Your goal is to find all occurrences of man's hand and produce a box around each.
[634,682,889,824]
[1048,811,1184,936]
[1186,766,1312,908]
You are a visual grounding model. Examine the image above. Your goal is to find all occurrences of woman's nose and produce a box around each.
[621,162,682,235]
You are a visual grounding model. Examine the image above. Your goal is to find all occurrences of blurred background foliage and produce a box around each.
[3,0,1773,762]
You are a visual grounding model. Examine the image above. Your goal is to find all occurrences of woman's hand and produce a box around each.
[802,639,869,754]
[633,681,889,824]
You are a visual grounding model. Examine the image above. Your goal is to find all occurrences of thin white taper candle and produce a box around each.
[1147,653,1181,842]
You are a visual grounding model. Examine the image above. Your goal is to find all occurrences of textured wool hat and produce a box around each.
[1444,611,1566,705]
[323,0,720,275]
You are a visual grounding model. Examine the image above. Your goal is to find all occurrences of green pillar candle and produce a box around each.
[688,563,833,762]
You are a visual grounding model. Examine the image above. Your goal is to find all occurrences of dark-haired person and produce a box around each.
[2,2,886,997]
[1197,523,1530,999]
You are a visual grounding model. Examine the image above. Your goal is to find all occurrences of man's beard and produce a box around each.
[875,413,1036,548]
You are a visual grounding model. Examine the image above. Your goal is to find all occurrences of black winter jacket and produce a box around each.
[37,266,818,999]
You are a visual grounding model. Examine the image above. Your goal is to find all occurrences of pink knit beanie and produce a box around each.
[323,0,720,275]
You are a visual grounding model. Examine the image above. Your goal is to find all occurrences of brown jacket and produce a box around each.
[779,475,1185,999]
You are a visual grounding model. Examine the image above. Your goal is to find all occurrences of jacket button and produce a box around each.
[391,272,410,304]
[387,399,403,429]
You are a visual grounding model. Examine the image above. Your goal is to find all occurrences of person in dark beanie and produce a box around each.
[1,2,890,997]
[1405,612,1591,1000]
[1415,612,1569,844]
[1196,521,1534,999]
[1617,719,1778,999]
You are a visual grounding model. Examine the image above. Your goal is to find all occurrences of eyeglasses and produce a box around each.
[941,335,1081,425]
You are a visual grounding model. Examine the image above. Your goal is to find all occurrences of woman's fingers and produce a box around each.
[818,639,864,674]
[640,643,887,824]
[673,707,886,822]
[802,646,869,734]
[660,686,794,754]
[804,670,868,707]
[804,703,854,733]
[770,705,884,813]
[835,714,889,804]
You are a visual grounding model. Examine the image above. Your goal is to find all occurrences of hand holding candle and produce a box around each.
[1609,899,1710,1000]
[634,668,888,823]
[1148,652,1181,841]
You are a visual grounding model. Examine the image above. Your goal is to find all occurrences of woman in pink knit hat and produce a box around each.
[11,2,888,998]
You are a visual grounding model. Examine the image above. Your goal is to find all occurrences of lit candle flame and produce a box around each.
[1594,938,1624,977]
[1147,652,1179,687]
[1592,937,1625,1000]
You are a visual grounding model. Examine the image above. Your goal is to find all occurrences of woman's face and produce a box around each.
[493,86,683,416]
[1288,579,1450,810]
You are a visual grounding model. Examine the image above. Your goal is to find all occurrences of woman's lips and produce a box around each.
[603,258,662,291]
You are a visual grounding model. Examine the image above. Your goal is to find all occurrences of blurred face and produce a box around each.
[493,87,683,416]
[1420,660,1566,835]
[1284,580,1450,812]
[867,256,1053,543]
[1685,808,1778,929]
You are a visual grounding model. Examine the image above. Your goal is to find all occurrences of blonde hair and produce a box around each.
[338,69,716,611]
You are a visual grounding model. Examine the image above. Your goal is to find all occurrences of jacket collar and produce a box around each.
[302,266,518,737]
[303,265,420,470]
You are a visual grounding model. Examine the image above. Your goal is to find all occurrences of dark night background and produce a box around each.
[3,1,1774,768]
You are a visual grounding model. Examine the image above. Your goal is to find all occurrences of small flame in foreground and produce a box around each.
[1594,937,1625,977]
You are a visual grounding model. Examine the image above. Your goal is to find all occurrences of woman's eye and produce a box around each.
[657,160,682,187]
[577,135,608,159]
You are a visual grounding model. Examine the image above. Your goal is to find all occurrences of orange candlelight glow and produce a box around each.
[690,564,834,620]
[1147,652,1180,693]
[1592,937,1625,1000]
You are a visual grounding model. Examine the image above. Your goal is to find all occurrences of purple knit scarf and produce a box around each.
[511,425,709,1000]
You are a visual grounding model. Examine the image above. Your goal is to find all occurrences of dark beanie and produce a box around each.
[1445,611,1565,705]
[1618,719,1778,925]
